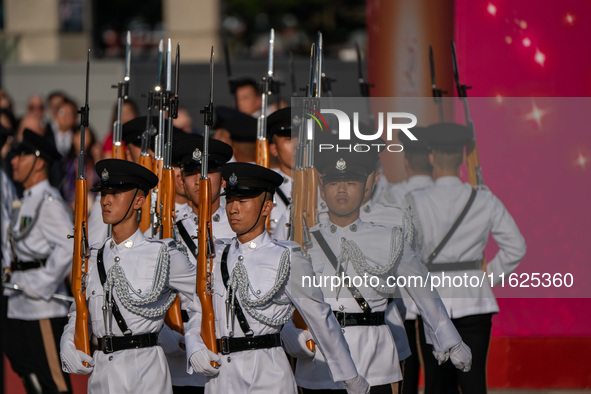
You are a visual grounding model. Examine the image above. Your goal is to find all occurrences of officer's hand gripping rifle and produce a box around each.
[111,31,131,160]
[72,49,91,358]
[197,47,219,365]
[160,40,184,335]
[451,40,482,186]
[255,28,275,169]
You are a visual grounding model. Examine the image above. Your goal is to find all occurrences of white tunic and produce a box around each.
[1,169,17,269]
[270,168,292,236]
[408,176,526,318]
[379,175,433,320]
[61,229,196,394]
[296,218,460,388]
[7,179,73,320]
[185,231,359,394]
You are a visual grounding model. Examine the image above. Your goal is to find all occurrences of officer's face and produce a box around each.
[269,135,293,171]
[236,85,261,116]
[226,193,273,239]
[11,153,39,184]
[100,189,144,225]
[320,179,366,219]
[182,170,222,207]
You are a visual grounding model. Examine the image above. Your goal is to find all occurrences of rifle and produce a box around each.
[430,45,446,122]
[255,28,274,169]
[152,39,166,238]
[159,40,184,335]
[71,49,91,358]
[451,40,482,186]
[138,94,156,233]
[355,41,372,98]
[290,39,322,352]
[111,31,131,160]
[197,46,218,364]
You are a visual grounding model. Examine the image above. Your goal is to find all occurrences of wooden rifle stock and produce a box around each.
[161,167,184,334]
[138,155,153,233]
[197,177,218,364]
[255,139,270,169]
[111,143,125,160]
[72,177,90,357]
[303,167,318,230]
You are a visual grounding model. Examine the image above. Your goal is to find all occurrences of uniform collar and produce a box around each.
[434,176,462,186]
[108,228,145,252]
[274,168,292,184]
[23,179,50,198]
[408,175,433,187]
[323,217,364,234]
[233,229,272,251]
[176,202,192,220]
[212,205,225,223]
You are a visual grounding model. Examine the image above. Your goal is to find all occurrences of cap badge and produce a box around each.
[336,158,347,171]
[229,173,238,186]
[192,148,202,162]
[101,169,109,181]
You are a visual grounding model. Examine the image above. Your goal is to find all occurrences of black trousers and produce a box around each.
[401,319,420,394]
[172,386,204,394]
[4,317,72,394]
[418,313,493,394]
[302,383,396,394]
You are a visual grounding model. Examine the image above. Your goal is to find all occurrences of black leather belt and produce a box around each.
[425,260,482,272]
[181,309,190,323]
[216,333,281,355]
[333,311,385,327]
[98,332,159,354]
[10,260,45,271]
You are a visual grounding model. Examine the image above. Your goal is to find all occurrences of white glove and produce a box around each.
[449,341,472,372]
[23,285,42,300]
[280,320,315,359]
[189,349,221,377]
[158,326,185,356]
[343,374,370,394]
[61,342,94,375]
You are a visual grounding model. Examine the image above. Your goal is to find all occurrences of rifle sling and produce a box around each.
[176,221,198,261]
[220,244,254,337]
[275,186,290,207]
[97,246,131,336]
[427,188,477,265]
[311,230,372,314]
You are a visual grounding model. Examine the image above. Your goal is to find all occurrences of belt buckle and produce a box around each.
[220,336,231,355]
[102,335,114,354]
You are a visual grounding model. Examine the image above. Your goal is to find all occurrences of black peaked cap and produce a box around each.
[91,159,158,194]
[221,162,283,197]
[15,129,61,162]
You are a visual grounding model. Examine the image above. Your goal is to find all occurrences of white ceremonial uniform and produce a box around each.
[163,202,234,388]
[61,229,196,394]
[380,175,433,321]
[388,175,433,207]
[7,179,73,319]
[87,192,109,246]
[297,218,460,388]
[407,176,526,318]
[270,168,292,236]
[1,169,17,269]
[185,231,360,394]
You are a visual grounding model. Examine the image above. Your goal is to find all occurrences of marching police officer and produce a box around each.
[407,123,526,394]
[283,143,471,393]
[60,159,196,394]
[5,129,72,393]
[185,162,371,394]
